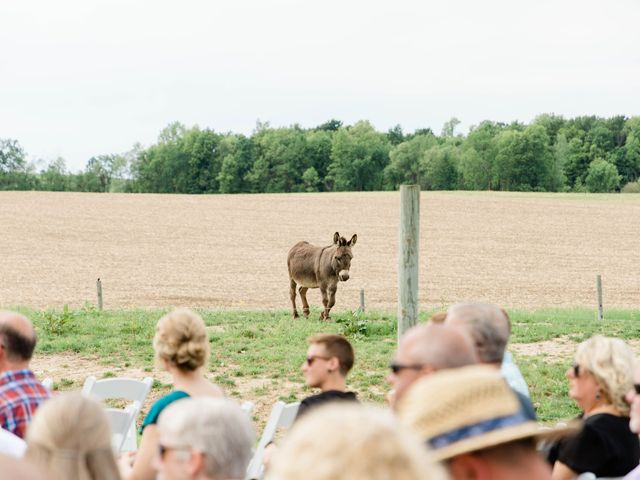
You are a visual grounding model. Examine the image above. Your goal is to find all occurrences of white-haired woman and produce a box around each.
[550,335,639,479]
[120,308,223,480]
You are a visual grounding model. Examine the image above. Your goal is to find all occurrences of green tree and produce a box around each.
[247,127,308,192]
[421,145,460,190]
[217,134,254,194]
[550,133,570,192]
[0,138,34,189]
[39,157,70,191]
[494,125,552,191]
[441,117,461,138]
[301,167,321,192]
[459,121,504,189]
[327,121,391,191]
[383,134,436,189]
[585,159,621,192]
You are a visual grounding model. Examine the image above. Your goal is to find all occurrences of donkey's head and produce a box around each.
[332,232,357,281]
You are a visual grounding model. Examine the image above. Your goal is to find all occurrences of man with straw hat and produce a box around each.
[397,365,564,480]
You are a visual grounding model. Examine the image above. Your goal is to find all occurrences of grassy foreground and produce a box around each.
[15,305,640,424]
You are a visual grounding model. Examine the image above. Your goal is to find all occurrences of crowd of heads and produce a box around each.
[1,303,640,480]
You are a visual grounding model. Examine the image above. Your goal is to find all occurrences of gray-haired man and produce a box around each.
[155,397,254,480]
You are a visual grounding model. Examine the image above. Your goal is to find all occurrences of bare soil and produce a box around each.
[1,191,639,311]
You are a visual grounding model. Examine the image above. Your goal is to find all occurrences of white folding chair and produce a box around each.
[246,401,300,480]
[81,375,153,452]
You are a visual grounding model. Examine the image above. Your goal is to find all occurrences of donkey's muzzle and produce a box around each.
[338,270,350,282]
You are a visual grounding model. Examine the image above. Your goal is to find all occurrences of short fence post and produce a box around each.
[97,278,103,311]
[359,289,365,313]
[596,275,603,321]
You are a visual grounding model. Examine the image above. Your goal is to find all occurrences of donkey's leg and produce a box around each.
[290,278,299,319]
[298,287,310,317]
[320,287,329,320]
[325,286,337,320]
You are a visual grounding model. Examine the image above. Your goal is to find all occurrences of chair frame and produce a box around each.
[246,400,300,480]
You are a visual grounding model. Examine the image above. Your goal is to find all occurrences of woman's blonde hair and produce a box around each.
[575,335,635,415]
[266,403,447,480]
[25,393,120,480]
[153,308,209,371]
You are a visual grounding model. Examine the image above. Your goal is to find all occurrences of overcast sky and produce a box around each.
[2,0,639,172]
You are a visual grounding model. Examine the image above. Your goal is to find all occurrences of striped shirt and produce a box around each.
[0,369,50,438]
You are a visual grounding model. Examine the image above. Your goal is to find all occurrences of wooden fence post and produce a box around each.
[398,185,420,341]
[97,278,103,311]
[596,274,603,321]
[359,288,365,313]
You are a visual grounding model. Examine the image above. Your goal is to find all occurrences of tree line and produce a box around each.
[2,114,640,194]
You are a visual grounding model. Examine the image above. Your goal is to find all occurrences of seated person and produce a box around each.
[24,392,121,480]
[267,403,447,480]
[548,335,639,479]
[155,397,254,480]
[119,308,223,480]
[397,365,560,480]
[297,333,358,419]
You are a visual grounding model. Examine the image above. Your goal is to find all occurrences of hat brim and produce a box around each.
[431,421,572,462]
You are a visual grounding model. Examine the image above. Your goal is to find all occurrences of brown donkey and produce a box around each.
[287,232,357,320]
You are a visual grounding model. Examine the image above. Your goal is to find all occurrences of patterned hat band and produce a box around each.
[428,411,529,451]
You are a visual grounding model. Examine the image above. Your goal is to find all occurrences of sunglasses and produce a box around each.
[389,362,424,374]
[573,364,581,378]
[306,355,331,366]
[635,384,640,394]
[158,444,191,459]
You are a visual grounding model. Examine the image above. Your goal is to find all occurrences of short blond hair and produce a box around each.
[25,393,120,480]
[267,403,446,480]
[575,335,635,415]
[153,308,209,371]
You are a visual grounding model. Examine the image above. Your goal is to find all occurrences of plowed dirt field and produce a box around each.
[1,191,638,310]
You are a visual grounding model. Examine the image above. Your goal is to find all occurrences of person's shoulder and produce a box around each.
[142,390,190,430]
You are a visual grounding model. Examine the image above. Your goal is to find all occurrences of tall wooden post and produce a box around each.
[398,185,420,341]
[596,275,603,321]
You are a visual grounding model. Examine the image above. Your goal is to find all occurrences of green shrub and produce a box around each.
[621,181,640,193]
[585,159,621,193]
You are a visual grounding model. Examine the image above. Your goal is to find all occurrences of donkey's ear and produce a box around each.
[348,234,357,246]
[333,232,340,245]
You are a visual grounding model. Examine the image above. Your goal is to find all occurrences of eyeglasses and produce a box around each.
[389,362,424,374]
[306,355,332,366]
[158,444,191,459]
[635,384,640,394]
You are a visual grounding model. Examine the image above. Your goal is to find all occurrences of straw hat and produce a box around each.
[397,365,564,461]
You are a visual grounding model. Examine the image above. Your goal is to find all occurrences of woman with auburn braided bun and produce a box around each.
[119,308,223,480]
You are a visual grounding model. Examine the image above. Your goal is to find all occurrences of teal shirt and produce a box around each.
[140,390,190,432]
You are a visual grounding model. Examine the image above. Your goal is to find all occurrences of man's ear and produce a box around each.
[187,450,205,476]
[328,356,340,373]
[448,454,485,480]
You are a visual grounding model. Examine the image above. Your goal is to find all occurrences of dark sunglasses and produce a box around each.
[158,444,190,459]
[635,384,640,394]
[573,363,581,378]
[389,362,424,374]
[306,355,331,366]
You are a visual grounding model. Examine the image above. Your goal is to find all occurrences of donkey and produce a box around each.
[287,232,357,320]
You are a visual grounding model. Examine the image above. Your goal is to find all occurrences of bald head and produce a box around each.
[400,323,478,370]
[445,303,510,364]
[388,323,478,408]
[0,311,37,364]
